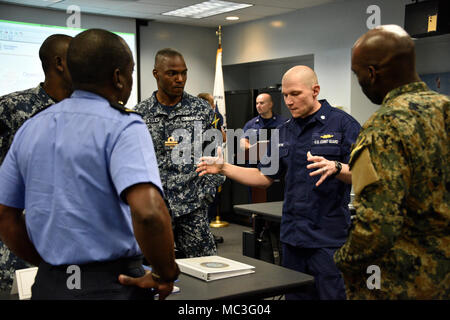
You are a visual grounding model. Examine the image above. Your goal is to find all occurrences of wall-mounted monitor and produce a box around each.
[0,19,138,108]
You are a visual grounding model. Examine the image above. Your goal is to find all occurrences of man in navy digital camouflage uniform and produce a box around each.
[135,49,225,258]
[0,34,73,292]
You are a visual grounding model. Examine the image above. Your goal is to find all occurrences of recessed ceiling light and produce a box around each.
[162,0,252,19]
[226,16,239,21]
[270,21,284,28]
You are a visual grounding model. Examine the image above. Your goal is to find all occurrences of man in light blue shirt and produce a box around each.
[0,29,179,300]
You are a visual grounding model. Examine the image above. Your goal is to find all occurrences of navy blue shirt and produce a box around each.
[259,100,361,248]
[243,114,287,142]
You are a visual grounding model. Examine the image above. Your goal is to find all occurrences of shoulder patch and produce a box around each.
[349,135,368,167]
[351,147,380,195]
[211,115,220,128]
[110,102,142,116]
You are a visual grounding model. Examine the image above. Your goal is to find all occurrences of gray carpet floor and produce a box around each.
[211,222,252,256]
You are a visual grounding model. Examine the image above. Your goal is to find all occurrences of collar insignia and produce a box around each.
[165,136,178,148]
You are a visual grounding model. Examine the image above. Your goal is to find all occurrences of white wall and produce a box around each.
[221,0,412,124]
[350,72,379,125]
[314,48,352,111]
[415,34,450,75]
[138,21,217,100]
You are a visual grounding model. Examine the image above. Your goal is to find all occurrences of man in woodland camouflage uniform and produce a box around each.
[135,49,225,258]
[335,25,450,299]
[0,34,72,292]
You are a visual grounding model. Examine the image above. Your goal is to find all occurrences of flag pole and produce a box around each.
[217,25,222,49]
[210,25,228,229]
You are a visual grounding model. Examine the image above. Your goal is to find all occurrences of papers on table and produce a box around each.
[11,267,38,300]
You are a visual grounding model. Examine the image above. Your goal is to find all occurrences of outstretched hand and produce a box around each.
[196,146,225,176]
[118,270,174,300]
[306,151,337,187]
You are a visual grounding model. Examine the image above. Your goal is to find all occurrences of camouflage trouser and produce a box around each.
[173,207,217,258]
[0,241,31,292]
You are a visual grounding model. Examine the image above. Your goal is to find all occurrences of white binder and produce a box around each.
[176,256,255,282]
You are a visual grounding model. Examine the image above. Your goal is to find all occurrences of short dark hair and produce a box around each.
[39,34,72,74]
[67,29,132,87]
[154,48,183,69]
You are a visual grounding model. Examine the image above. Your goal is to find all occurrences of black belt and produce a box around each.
[48,255,145,273]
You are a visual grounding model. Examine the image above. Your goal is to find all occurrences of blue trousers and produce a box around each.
[207,190,220,222]
[173,207,217,258]
[282,243,346,300]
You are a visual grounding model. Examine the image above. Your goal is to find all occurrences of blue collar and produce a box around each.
[152,90,189,106]
[71,90,109,103]
[312,99,332,125]
[256,114,277,123]
[151,90,195,117]
[35,83,56,104]
[288,99,333,135]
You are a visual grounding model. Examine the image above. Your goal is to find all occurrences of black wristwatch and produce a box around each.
[331,161,342,177]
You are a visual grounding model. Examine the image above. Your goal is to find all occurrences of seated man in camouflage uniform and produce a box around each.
[335,25,450,299]
[0,34,73,292]
[135,49,225,258]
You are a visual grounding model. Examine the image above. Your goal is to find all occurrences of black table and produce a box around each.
[234,201,283,222]
[234,202,283,263]
[0,253,314,300]
[168,253,313,300]
[234,201,355,263]
[234,201,356,222]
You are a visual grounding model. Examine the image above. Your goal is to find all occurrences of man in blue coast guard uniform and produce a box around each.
[240,92,287,152]
[240,93,287,203]
[197,66,361,300]
[0,29,179,300]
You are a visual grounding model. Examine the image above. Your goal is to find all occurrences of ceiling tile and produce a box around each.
[1,0,344,27]
[226,5,293,17]
[233,0,337,9]
[135,0,199,5]
[1,0,58,7]
[112,3,181,15]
